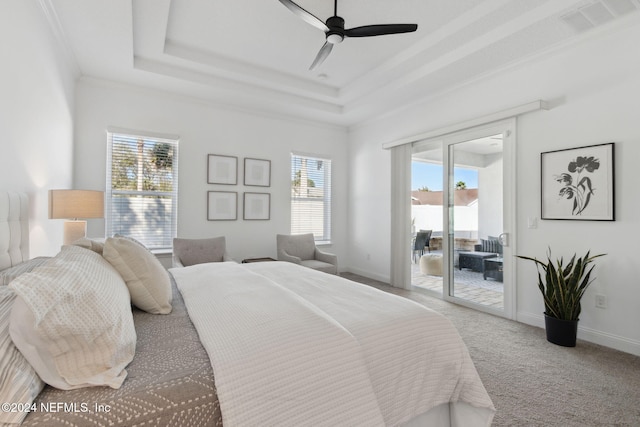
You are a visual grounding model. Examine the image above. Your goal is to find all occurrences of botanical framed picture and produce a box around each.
[243,192,270,220]
[244,158,271,187]
[207,191,237,221]
[541,142,614,221]
[208,154,237,185]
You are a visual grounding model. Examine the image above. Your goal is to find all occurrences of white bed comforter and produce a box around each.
[170,261,495,427]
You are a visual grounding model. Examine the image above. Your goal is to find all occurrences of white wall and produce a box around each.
[0,0,78,256]
[74,78,349,265]
[478,153,503,239]
[348,22,640,355]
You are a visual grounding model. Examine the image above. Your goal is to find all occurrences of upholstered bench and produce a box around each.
[458,251,498,272]
[420,254,443,276]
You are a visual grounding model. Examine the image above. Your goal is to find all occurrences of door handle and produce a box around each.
[498,233,508,247]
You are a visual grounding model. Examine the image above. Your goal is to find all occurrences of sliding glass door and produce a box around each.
[411,119,516,318]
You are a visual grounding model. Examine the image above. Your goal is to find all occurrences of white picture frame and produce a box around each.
[208,154,237,185]
[244,158,271,187]
[207,191,237,221]
[243,192,270,220]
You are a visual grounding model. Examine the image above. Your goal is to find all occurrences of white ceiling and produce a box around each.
[45,0,640,127]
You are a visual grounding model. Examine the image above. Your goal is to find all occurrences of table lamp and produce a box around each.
[49,190,104,245]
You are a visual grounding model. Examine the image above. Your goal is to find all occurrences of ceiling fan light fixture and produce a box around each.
[327,33,344,44]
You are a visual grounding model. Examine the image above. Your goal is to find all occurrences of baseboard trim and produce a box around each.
[345,267,390,285]
[517,311,640,357]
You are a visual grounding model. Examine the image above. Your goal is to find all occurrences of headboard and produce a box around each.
[0,192,30,271]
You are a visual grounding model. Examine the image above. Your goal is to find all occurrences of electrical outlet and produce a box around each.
[595,294,607,309]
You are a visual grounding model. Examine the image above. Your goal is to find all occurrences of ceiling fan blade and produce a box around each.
[309,42,333,71]
[277,0,329,32]
[345,24,418,38]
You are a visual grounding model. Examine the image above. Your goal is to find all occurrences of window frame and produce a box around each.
[290,153,332,244]
[106,129,179,251]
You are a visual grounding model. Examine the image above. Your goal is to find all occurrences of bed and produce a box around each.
[0,192,495,426]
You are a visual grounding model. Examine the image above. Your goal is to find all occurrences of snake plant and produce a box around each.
[517,250,605,320]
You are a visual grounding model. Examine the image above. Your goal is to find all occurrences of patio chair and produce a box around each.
[413,230,432,262]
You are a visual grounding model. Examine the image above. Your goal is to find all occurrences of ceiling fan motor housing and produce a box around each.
[326,16,345,43]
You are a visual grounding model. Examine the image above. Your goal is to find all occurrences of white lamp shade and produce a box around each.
[49,190,104,219]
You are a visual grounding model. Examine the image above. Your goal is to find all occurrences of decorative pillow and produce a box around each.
[0,287,44,425]
[489,236,503,255]
[103,236,172,314]
[114,234,146,246]
[173,236,227,266]
[0,257,50,286]
[9,245,136,390]
[480,238,501,254]
[70,237,105,255]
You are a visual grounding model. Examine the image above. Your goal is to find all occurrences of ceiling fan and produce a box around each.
[278,0,418,70]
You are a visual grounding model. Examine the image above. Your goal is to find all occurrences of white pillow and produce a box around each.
[9,245,136,390]
[0,287,44,425]
[0,257,50,286]
[103,236,172,314]
[70,237,105,255]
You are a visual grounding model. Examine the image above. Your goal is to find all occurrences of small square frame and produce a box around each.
[243,192,270,220]
[207,191,237,221]
[208,154,237,185]
[244,158,271,187]
[541,142,615,221]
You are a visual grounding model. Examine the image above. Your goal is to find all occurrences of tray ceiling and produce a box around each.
[46,0,640,126]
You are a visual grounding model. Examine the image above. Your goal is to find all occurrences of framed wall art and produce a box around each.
[243,192,270,220]
[244,158,271,187]
[208,154,237,185]
[207,191,237,221]
[541,142,614,221]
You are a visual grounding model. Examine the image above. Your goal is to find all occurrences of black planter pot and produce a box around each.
[544,313,578,347]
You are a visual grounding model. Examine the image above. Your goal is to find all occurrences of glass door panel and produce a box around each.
[449,135,504,311]
[410,141,444,296]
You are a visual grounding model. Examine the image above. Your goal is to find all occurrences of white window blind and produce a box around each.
[106,132,179,250]
[290,154,332,242]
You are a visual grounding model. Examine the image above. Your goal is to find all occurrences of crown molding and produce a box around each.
[78,76,348,132]
[134,56,343,114]
[36,0,81,77]
[164,40,340,101]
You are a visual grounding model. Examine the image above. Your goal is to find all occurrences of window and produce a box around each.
[106,131,179,250]
[290,154,332,242]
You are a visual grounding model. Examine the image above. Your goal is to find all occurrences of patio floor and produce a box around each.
[411,255,504,310]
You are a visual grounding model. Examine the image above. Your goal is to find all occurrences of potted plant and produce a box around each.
[517,250,605,347]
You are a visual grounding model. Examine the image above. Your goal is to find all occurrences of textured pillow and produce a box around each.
[480,238,501,254]
[71,237,105,255]
[103,236,172,314]
[9,245,136,390]
[173,236,227,266]
[0,287,44,425]
[0,257,50,286]
[114,234,146,247]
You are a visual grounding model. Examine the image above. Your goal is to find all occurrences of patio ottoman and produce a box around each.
[420,254,443,276]
[458,251,498,272]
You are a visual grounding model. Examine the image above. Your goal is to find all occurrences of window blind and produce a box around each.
[290,154,332,242]
[106,132,179,250]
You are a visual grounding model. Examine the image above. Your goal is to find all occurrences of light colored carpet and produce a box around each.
[341,272,640,426]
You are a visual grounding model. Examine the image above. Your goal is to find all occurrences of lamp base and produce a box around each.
[63,220,87,246]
